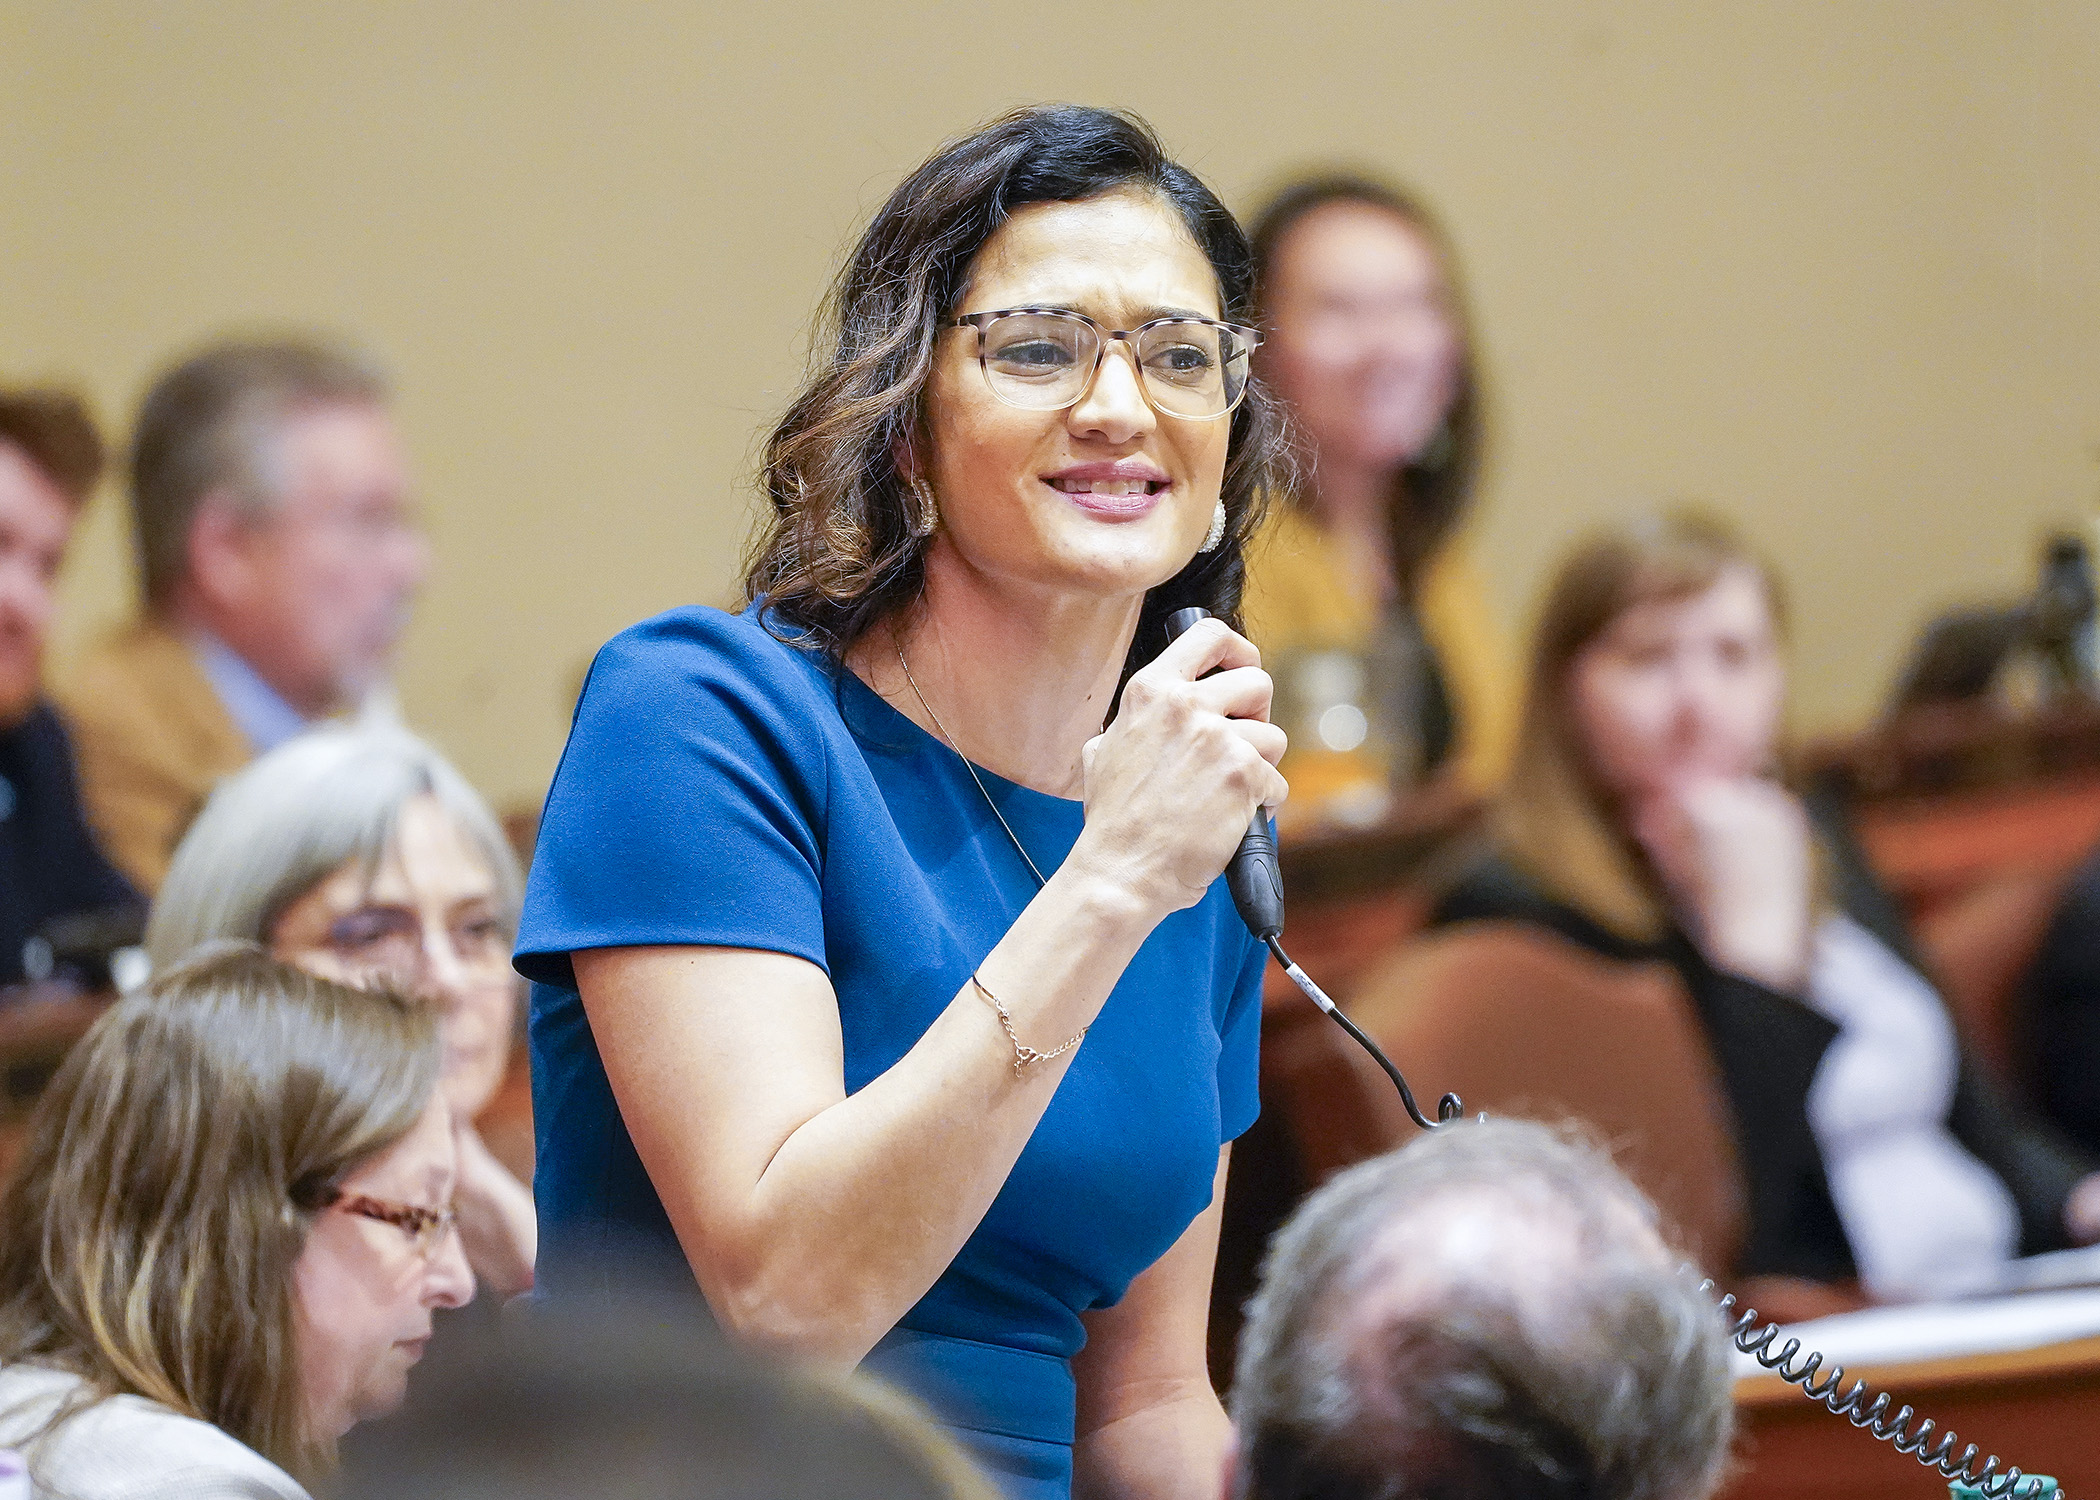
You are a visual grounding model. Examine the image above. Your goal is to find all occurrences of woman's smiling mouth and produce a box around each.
[1043,464,1170,517]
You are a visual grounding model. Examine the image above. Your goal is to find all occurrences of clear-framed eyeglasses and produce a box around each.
[951,308,1263,421]
[320,906,515,991]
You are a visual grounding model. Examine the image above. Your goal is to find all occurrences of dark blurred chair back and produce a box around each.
[1910,867,2071,1091]
[1336,922,1749,1275]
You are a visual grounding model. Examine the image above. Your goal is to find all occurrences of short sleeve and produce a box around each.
[1217,927,1266,1142]
[515,609,834,989]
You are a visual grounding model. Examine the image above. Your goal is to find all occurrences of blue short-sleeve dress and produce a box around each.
[516,605,1266,1499]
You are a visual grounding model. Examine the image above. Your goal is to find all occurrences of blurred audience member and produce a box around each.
[1230,1118,1733,1500]
[148,726,535,1296]
[344,1291,998,1500]
[1435,510,2100,1301]
[1241,175,1513,820]
[2020,850,2100,1156]
[0,388,140,986]
[61,336,428,891]
[0,943,472,1496]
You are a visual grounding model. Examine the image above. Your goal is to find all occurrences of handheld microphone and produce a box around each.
[1163,607,1284,941]
[1163,603,1457,1131]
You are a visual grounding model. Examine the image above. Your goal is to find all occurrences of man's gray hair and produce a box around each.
[147,725,522,970]
[1231,1118,1734,1500]
[129,335,389,608]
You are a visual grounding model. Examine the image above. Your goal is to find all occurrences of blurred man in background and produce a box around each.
[62,336,428,891]
[1229,1119,1734,1500]
[0,388,139,986]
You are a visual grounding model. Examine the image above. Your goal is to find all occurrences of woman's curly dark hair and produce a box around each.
[744,104,1289,686]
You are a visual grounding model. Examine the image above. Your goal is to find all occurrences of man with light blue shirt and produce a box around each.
[60,336,428,891]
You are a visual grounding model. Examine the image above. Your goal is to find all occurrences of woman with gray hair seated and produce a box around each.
[149,725,536,1297]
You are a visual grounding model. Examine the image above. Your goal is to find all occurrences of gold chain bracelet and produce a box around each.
[970,973,1087,1074]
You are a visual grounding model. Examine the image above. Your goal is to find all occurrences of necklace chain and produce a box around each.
[894,641,1049,890]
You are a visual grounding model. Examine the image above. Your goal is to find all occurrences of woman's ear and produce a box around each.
[889,434,919,484]
[185,490,260,612]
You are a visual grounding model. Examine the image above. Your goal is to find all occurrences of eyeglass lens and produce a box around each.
[975,313,1250,418]
[325,908,512,984]
[339,1193,459,1258]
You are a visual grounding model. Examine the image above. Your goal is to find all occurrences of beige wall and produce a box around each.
[6,2,2097,807]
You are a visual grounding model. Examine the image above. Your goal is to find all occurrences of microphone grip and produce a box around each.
[1162,606,1286,942]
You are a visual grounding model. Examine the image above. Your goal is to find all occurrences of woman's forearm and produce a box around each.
[454,1124,538,1299]
[588,861,1162,1363]
[1074,1385,1233,1500]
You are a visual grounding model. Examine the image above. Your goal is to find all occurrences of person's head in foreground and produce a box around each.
[0,943,473,1494]
[131,334,427,717]
[342,1291,998,1500]
[1229,1118,1734,1500]
[147,725,534,1295]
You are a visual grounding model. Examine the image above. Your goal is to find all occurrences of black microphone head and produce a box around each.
[1163,607,1211,645]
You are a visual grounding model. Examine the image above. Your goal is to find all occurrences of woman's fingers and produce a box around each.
[1185,664,1274,723]
[1147,614,1260,683]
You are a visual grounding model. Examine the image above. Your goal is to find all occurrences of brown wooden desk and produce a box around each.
[1725,1337,2100,1500]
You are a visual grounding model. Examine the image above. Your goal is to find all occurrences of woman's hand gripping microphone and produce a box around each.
[1162,607,1284,941]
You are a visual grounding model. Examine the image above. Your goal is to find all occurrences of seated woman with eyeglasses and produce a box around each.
[0,943,473,1497]
[517,106,1289,1500]
[148,725,536,1298]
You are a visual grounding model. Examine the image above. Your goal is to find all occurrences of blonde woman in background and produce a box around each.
[1241,175,1513,820]
[148,726,536,1297]
[0,944,472,1496]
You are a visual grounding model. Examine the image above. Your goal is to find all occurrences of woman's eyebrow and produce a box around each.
[978,301,1219,322]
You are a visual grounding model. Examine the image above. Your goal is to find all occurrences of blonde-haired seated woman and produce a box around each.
[148,726,535,1297]
[1432,510,2100,1303]
[0,943,473,1496]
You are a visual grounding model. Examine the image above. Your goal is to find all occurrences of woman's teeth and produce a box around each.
[1051,479,1159,495]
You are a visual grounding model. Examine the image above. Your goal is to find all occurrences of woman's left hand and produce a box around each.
[2066,1172,2100,1245]
[1634,776,1812,992]
[452,1117,538,1298]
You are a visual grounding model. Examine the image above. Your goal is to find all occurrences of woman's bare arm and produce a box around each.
[1071,1148,1235,1500]
[576,865,1153,1363]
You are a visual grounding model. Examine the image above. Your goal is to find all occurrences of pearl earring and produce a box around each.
[1198,500,1228,553]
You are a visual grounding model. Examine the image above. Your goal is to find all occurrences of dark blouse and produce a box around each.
[0,702,139,987]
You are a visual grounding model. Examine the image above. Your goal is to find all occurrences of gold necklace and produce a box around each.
[893,641,1049,890]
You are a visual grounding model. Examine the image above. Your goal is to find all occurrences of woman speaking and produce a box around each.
[516,106,1288,1499]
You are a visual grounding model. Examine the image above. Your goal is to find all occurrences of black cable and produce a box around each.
[1265,934,1461,1132]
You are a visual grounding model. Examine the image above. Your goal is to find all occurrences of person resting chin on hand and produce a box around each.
[1438,510,2100,1308]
